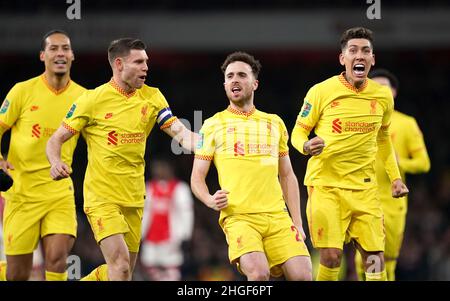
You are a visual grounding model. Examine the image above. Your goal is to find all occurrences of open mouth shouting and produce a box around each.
[353,63,366,78]
[231,86,242,97]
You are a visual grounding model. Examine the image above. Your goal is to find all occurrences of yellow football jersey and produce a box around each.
[62,79,177,208]
[292,73,401,189]
[0,74,86,200]
[376,111,430,215]
[195,106,289,225]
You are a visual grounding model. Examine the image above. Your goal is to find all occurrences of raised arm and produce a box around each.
[190,158,228,211]
[279,155,306,240]
[162,119,199,153]
[46,125,76,180]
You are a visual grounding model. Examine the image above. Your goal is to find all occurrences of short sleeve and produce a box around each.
[295,84,321,131]
[278,117,289,157]
[0,83,24,129]
[62,90,93,134]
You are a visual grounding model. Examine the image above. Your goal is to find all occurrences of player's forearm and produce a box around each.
[280,172,302,227]
[179,130,199,153]
[46,126,76,166]
[166,120,199,153]
[190,174,212,206]
[46,135,64,166]
[399,151,431,174]
[291,125,310,155]
[377,129,401,183]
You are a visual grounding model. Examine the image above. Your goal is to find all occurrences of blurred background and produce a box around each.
[0,0,449,280]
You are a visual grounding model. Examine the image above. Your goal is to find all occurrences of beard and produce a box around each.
[228,91,252,105]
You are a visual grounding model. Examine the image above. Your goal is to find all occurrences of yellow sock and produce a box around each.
[316,264,340,281]
[45,270,68,281]
[365,269,387,281]
[354,252,366,281]
[385,260,397,281]
[0,261,6,281]
[80,264,109,281]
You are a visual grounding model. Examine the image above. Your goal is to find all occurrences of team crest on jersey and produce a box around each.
[196,132,204,149]
[370,99,377,114]
[141,104,149,122]
[0,99,10,114]
[300,101,312,117]
[66,104,77,118]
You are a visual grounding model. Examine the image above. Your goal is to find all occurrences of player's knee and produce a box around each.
[288,268,313,281]
[109,257,131,280]
[7,267,31,281]
[321,249,342,268]
[45,250,68,272]
[293,264,313,281]
[246,268,270,281]
[286,259,313,281]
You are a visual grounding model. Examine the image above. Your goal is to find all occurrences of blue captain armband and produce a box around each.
[157,107,174,128]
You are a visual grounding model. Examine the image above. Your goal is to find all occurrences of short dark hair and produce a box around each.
[41,29,70,51]
[340,27,374,50]
[369,68,399,91]
[221,51,262,79]
[108,38,146,65]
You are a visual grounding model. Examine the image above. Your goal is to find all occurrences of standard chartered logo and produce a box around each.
[107,130,145,146]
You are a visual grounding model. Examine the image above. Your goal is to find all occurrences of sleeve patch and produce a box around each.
[300,101,312,118]
[0,99,10,114]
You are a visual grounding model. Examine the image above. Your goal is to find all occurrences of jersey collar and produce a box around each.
[109,78,136,98]
[338,72,368,93]
[41,74,71,95]
[226,105,256,117]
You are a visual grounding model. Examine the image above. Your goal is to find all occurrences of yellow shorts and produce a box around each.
[84,203,143,253]
[221,211,310,277]
[3,196,77,255]
[306,186,385,252]
[381,197,406,259]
